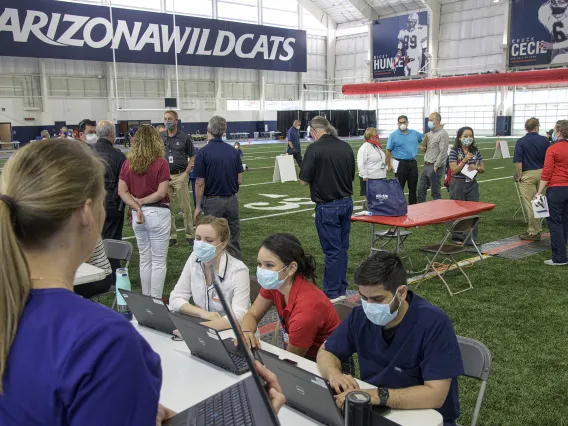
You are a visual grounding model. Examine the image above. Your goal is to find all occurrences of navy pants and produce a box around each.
[315,197,353,299]
[546,186,568,263]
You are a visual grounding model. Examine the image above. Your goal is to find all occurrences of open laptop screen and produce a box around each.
[209,265,281,426]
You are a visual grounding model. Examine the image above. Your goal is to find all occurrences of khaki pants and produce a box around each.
[519,169,542,235]
[168,172,194,241]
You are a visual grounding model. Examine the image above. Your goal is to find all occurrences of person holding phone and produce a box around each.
[447,126,485,244]
[240,233,340,360]
[169,216,250,331]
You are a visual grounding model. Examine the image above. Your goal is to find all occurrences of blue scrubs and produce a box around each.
[324,292,463,425]
[0,289,162,426]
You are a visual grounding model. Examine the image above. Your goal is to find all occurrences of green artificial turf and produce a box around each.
[34,137,568,425]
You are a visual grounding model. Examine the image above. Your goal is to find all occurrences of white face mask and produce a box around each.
[399,124,407,131]
[85,134,97,144]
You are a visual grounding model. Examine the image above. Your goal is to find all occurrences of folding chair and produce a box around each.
[249,276,262,304]
[98,239,133,309]
[334,300,358,321]
[457,336,492,426]
[513,174,528,223]
[416,216,480,296]
[371,228,414,270]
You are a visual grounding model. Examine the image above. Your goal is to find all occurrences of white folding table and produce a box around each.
[74,263,107,286]
[135,324,443,426]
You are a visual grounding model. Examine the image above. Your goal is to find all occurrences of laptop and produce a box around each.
[118,289,201,336]
[260,350,399,426]
[164,265,281,426]
[169,311,250,375]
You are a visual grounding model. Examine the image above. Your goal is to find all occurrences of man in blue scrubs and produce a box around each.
[317,252,463,426]
[385,115,424,204]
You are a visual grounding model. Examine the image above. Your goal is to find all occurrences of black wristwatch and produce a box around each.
[377,387,389,406]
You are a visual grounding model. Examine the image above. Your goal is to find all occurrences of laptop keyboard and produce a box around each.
[229,351,249,371]
[195,381,253,426]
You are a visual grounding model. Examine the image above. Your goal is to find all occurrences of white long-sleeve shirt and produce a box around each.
[169,252,250,323]
[357,143,387,180]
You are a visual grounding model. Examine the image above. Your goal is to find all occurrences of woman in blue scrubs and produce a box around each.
[317,251,464,426]
[0,139,286,426]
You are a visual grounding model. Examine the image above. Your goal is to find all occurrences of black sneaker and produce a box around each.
[187,238,194,247]
[169,239,177,247]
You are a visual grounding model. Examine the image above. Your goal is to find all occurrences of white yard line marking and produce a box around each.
[493,167,505,170]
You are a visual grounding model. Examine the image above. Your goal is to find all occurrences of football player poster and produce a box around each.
[371,11,428,79]
[509,0,568,67]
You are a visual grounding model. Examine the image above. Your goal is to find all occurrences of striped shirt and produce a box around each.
[448,147,483,180]
[87,238,112,276]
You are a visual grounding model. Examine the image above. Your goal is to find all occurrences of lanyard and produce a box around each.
[200,253,228,312]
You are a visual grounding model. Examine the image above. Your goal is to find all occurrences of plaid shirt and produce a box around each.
[286,127,301,154]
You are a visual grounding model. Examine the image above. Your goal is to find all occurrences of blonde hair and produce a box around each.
[197,216,231,245]
[129,125,165,174]
[0,139,104,392]
[364,127,378,141]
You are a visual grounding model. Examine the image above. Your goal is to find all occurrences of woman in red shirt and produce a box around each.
[241,234,340,360]
[536,119,568,266]
[119,125,171,298]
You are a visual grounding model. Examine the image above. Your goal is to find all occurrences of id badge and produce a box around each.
[466,177,471,183]
[282,332,290,345]
[168,156,174,164]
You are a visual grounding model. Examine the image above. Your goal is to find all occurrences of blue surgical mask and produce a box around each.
[462,137,473,147]
[194,241,220,263]
[427,121,435,130]
[362,288,402,326]
[553,133,558,142]
[256,266,288,290]
[165,121,175,130]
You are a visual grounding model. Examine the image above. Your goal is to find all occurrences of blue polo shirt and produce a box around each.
[194,138,243,196]
[386,129,424,160]
[513,132,550,172]
[324,292,463,424]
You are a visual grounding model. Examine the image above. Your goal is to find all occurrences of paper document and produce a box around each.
[391,159,399,173]
[532,195,550,219]
[461,166,478,180]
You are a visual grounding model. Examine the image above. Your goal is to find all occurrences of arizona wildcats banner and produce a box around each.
[372,11,428,79]
[508,0,567,67]
[0,0,307,72]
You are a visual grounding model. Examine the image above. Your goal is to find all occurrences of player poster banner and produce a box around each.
[0,0,306,72]
[372,11,428,79]
[509,0,567,67]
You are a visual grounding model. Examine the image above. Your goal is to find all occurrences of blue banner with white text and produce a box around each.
[508,0,560,67]
[0,0,307,72]
[372,11,428,79]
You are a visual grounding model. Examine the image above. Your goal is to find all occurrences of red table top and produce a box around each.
[351,200,496,228]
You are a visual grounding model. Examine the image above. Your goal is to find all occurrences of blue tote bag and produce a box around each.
[366,179,408,216]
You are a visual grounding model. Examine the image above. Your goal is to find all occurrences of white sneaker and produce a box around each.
[544,260,568,266]
[329,295,347,304]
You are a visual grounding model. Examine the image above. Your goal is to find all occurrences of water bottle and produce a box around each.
[115,267,133,321]
[344,391,371,426]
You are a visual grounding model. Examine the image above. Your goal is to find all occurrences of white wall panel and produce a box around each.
[0,57,39,74]
[178,65,215,80]
[220,68,259,83]
[437,0,506,75]
[335,33,369,99]
[43,59,105,76]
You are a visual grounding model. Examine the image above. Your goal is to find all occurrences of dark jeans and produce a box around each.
[315,197,353,298]
[546,186,568,263]
[204,195,241,260]
[418,164,444,202]
[450,179,480,243]
[395,159,418,205]
[292,152,303,168]
[103,209,124,241]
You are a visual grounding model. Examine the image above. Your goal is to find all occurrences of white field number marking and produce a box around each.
[244,194,315,211]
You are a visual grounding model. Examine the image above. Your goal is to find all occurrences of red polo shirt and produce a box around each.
[260,275,340,359]
[541,140,568,187]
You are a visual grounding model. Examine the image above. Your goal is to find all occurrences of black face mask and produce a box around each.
[552,5,567,14]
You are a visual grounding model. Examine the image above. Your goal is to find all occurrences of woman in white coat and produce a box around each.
[357,127,387,209]
[169,215,250,331]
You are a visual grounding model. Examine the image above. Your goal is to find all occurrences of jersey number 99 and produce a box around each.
[403,35,418,50]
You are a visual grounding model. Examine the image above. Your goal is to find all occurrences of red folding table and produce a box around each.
[352,200,496,255]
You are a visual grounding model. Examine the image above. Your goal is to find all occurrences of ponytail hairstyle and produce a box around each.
[310,116,338,138]
[0,139,105,392]
[260,234,317,284]
[454,126,478,155]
